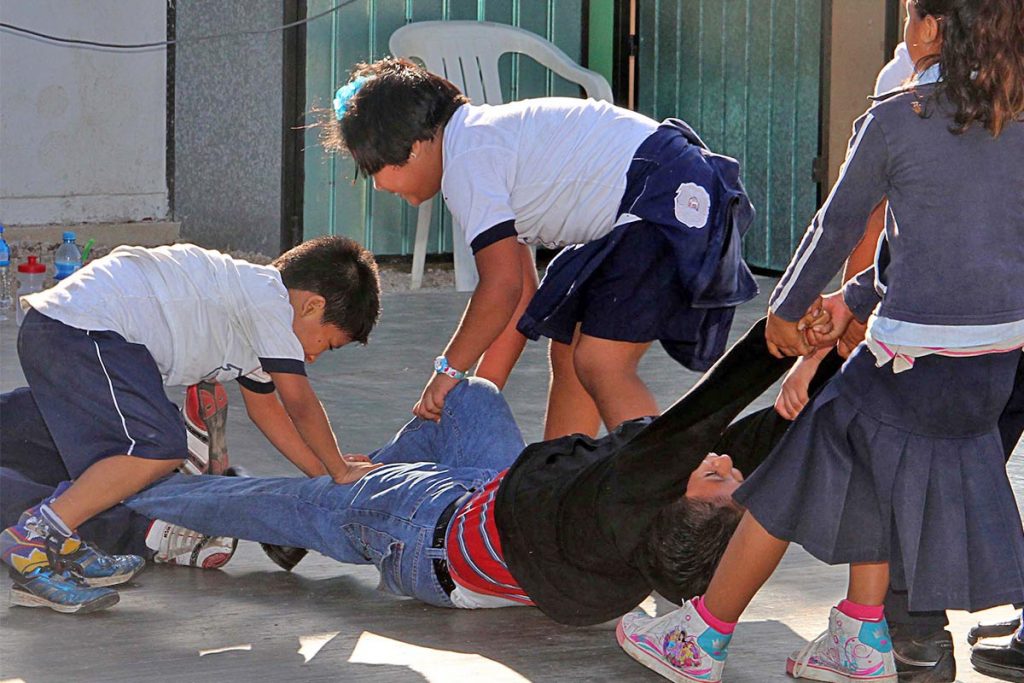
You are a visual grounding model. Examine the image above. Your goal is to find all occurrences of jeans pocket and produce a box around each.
[342,524,406,596]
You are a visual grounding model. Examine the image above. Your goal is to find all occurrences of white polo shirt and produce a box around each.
[441,98,658,251]
[23,244,305,388]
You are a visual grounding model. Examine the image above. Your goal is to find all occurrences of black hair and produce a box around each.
[632,497,744,605]
[912,0,1024,135]
[272,236,381,344]
[321,57,469,176]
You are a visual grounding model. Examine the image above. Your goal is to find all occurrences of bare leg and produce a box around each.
[848,561,890,606]
[49,455,182,529]
[703,513,790,622]
[544,328,602,439]
[573,334,658,431]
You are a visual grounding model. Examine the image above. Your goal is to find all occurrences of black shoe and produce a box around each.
[971,637,1024,682]
[968,617,1021,645]
[891,627,956,682]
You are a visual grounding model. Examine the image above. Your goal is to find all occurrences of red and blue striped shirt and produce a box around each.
[445,470,534,605]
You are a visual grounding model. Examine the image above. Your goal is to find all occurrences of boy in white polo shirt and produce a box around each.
[324,58,760,440]
[0,236,381,613]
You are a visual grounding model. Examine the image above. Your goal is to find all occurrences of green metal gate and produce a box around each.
[303,0,586,255]
[635,0,826,271]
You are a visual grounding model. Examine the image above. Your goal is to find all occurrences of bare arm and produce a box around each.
[271,372,377,483]
[842,199,886,282]
[413,237,525,420]
[239,383,328,477]
[835,199,886,356]
[475,244,538,388]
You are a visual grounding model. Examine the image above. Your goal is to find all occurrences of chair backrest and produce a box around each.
[388,20,613,105]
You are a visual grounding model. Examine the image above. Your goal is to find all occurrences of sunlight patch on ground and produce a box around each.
[198,643,253,657]
[298,631,341,663]
[349,631,530,682]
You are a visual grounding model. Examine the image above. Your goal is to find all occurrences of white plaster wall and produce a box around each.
[0,1,168,225]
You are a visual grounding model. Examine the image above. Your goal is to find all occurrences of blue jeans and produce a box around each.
[124,379,525,607]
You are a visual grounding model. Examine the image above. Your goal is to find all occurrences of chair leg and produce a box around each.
[411,199,434,289]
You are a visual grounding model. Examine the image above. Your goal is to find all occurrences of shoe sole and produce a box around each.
[154,545,236,569]
[198,550,233,569]
[894,657,956,683]
[10,585,119,614]
[969,653,1024,682]
[616,620,717,683]
[75,561,146,588]
[786,657,897,682]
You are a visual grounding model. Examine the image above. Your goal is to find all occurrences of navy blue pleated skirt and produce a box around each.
[734,345,1024,612]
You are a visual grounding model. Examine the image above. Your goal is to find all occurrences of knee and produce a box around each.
[157,458,185,478]
[573,346,643,394]
[447,377,500,408]
[572,346,617,388]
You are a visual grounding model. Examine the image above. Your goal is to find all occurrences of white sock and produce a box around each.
[38,504,74,538]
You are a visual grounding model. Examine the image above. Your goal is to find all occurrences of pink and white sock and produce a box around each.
[694,595,737,634]
[837,599,884,622]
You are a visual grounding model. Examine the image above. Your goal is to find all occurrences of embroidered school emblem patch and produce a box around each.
[673,182,711,229]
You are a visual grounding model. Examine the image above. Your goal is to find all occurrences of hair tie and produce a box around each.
[333,76,372,121]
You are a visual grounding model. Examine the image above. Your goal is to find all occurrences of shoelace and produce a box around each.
[791,629,831,679]
[19,566,82,588]
[162,525,211,558]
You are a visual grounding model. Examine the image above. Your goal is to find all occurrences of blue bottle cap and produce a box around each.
[63,231,76,241]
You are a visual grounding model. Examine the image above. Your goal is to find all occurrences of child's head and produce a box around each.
[685,452,745,499]
[273,236,381,361]
[632,496,744,604]
[321,58,468,205]
[908,0,1024,135]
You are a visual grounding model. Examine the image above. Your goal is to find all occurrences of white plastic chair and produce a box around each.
[389,20,614,291]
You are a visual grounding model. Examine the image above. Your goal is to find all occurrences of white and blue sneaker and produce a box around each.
[787,607,897,682]
[617,599,731,682]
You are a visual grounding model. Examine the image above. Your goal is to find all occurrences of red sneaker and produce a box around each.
[182,380,229,474]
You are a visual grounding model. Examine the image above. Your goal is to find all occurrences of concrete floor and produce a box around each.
[0,275,1020,682]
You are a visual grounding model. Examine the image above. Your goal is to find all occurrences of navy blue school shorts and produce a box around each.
[17,309,186,477]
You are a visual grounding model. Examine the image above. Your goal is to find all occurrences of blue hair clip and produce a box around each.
[333,76,372,121]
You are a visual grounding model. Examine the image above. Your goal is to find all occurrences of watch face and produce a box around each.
[433,356,445,372]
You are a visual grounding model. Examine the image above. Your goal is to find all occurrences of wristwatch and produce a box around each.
[433,355,468,381]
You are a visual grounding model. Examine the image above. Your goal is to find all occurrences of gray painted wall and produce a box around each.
[0,1,168,225]
[173,0,284,255]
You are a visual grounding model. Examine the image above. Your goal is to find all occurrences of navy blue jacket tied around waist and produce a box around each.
[516,118,758,371]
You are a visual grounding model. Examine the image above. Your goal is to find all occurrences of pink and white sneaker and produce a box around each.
[145,520,237,569]
[617,600,731,683]
[787,607,897,682]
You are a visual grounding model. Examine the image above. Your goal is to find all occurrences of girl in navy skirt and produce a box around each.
[322,59,761,439]
[618,1,1024,682]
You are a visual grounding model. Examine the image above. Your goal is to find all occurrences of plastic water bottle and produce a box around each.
[0,224,12,321]
[15,256,46,326]
[54,231,83,281]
